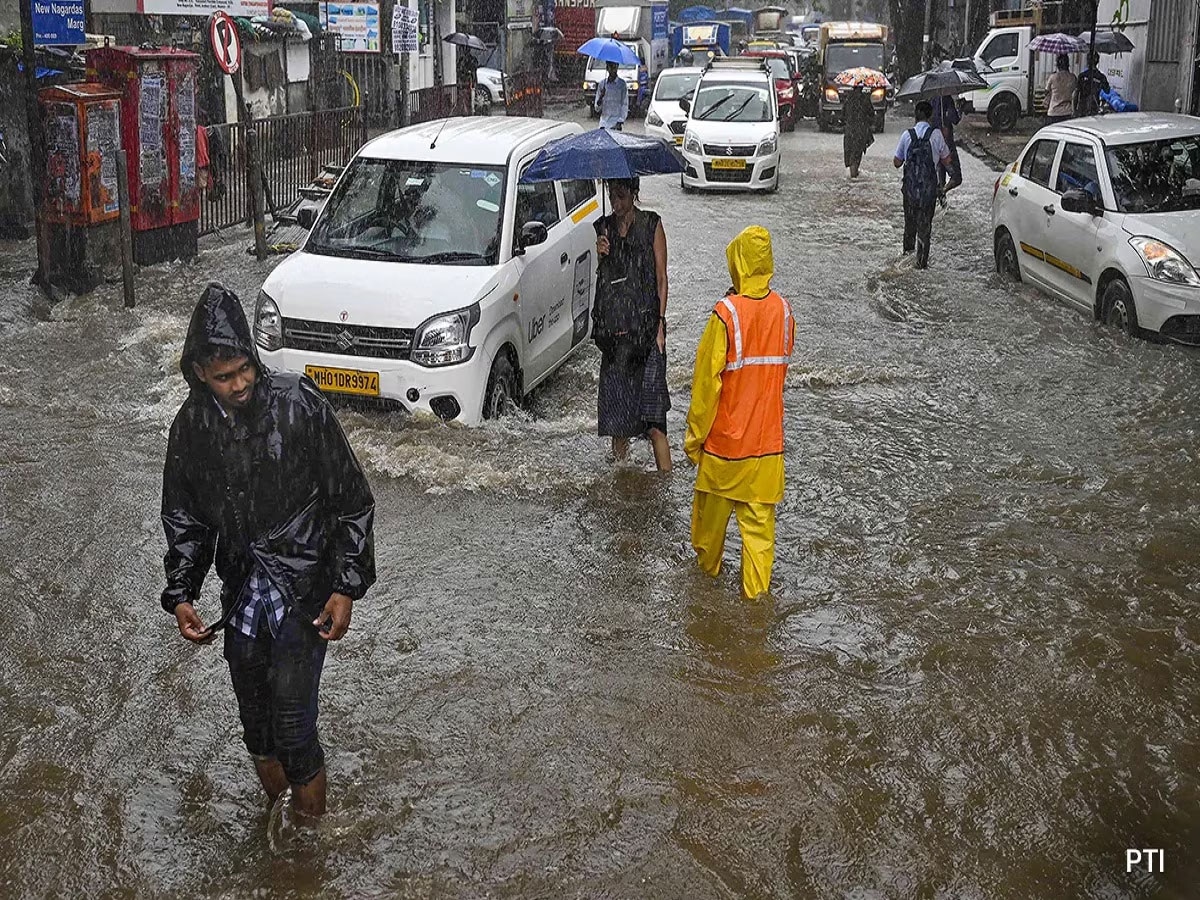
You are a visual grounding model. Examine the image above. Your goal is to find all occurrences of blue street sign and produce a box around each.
[33,0,85,47]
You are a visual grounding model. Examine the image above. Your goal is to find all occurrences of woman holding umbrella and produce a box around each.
[843,85,874,178]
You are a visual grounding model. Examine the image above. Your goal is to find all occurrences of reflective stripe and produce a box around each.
[781,296,793,356]
[718,297,743,369]
[720,293,793,371]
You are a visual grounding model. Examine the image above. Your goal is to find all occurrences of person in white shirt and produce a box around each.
[893,100,952,269]
[594,61,629,131]
[1044,54,1077,124]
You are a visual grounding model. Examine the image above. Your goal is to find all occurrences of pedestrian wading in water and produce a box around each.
[894,100,951,270]
[686,226,794,599]
[594,177,672,471]
[160,284,376,819]
[842,84,874,178]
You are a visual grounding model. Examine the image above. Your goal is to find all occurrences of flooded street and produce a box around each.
[2,111,1200,898]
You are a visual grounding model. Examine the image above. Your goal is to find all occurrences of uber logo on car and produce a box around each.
[528,313,545,344]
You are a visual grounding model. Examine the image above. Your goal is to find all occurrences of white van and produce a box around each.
[254,118,602,424]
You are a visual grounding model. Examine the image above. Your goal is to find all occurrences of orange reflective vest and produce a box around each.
[702,291,793,461]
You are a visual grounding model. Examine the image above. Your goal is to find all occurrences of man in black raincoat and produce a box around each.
[160,283,375,818]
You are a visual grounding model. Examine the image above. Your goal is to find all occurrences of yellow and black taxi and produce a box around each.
[992,113,1200,344]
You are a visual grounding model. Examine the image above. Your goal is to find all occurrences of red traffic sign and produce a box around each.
[210,13,242,75]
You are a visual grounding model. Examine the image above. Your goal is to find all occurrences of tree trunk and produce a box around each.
[889,0,926,81]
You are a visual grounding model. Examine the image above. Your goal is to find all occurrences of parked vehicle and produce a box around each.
[742,48,798,131]
[680,57,781,193]
[582,0,671,114]
[991,113,1200,344]
[646,66,704,145]
[255,118,602,425]
[815,21,889,132]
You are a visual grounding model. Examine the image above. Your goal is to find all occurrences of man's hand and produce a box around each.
[596,233,611,257]
[175,602,215,644]
[314,592,353,641]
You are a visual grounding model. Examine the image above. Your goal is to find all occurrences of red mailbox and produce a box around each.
[38,83,123,227]
[87,46,200,264]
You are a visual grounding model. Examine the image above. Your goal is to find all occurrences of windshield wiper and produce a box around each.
[308,242,398,260]
[721,96,755,121]
[403,250,490,263]
[698,93,733,119]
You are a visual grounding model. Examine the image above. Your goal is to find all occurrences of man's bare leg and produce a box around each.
[253,756,289,804]
[291,767,327,819]
[648,428,672,472]
[611,437,629,461]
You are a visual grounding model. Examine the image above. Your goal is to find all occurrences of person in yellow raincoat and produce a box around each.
[684,226,794,599]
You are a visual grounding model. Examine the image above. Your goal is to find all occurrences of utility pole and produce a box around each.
[922,0,934,69]
[18,0,51,288]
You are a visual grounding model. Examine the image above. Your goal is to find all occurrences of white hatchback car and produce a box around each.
[254,118,602,424]
[992,113,1200,343]
[680,58,781,193]
[645,67,704,147]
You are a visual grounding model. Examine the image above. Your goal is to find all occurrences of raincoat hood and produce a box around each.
[180,283,262,392]
[726,226,774,299]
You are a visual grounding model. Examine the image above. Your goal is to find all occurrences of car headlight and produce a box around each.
[871,87,885,102]
[583,80,596,90]
[1128,236,1200,286]
[758,135,777,156]
[685,133,702,154]
[646,110,664,127]
[824,87,839,103]
[254,290,282,352]
[483,74,501,87]
[411,304,480,367]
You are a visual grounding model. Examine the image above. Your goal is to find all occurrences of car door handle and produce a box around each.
[1008,187,1018,196]
[560,252,570,265]
[1043,204,1056,215]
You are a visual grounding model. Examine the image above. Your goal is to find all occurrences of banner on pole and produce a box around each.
[392,5,418,53]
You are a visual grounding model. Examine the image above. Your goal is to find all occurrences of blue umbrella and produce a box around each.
[577,36,641,66]
[521,128,685,182]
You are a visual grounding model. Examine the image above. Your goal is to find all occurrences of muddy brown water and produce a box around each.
[1,114,1198,898]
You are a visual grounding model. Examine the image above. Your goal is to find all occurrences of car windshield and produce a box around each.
[307,159,504,265]
[760,57,790,79]
[656,73,701,100]
[825,43,884,74]
[1105,135,1200,213]
[693,83,772,121]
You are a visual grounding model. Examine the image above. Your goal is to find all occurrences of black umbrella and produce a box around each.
[533,26,564,43]
[444,31,489,52]
[895,59,987,101]
[1078,29,1135,54]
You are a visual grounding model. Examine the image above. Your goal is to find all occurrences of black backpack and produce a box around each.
[593,218,658,368]
[902,127,939,206]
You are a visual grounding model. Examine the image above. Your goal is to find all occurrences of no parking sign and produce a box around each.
[209,12,242,76]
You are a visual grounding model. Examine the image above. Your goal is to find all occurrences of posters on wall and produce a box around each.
[177,70,197,192]
[320,1,382,53]
[86,101,120,215]
[392,4,418,53]
[45,104,81,206]
[139,71,166,189]
[141,0,269,16]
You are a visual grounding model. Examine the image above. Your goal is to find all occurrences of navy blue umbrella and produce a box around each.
[520,128,685,184]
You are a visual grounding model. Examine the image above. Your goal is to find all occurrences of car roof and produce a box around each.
[658,67,704,76]
[1042,112,1200,146]
[701,70,771,85]
[357,117,578,165]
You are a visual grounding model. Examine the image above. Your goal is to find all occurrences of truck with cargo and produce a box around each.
[671,21,731,64]
[815,21,889,133]
[582,0,671,115]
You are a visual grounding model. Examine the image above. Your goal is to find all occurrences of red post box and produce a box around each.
[39,83,123,227]
[87,46,200,265]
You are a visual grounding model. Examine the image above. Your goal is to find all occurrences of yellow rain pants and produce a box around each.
[690,490,776,599]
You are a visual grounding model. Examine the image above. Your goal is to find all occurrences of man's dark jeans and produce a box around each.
[903,195,936,269]
[224,611,327,785]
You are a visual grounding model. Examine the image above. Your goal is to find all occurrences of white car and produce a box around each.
[645,67,703,147]
[680,59,781,193]
[476,66,506,106]
[254,118,602,424]
[992,113,1200,343]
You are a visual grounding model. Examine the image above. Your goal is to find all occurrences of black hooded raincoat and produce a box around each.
[160,284,376,625]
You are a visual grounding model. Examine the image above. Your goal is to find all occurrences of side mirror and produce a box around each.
[1061,188,1101,216]
[678,96,691,113]
[518,220,548,251]
[296,206,318,230]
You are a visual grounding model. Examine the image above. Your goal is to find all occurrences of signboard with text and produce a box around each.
[320,1,382,53]
[33,0,85,46]
[139,0,270,17]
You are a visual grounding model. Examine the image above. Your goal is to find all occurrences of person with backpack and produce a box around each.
[893,100,951,269]
[685,225,794,600]
[594,177,672,471]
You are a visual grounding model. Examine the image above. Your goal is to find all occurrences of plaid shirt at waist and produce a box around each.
[231,566,287,639]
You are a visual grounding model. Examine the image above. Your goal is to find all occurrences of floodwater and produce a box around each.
[2,111,1199,899]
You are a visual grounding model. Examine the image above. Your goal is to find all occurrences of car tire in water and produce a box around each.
[988,95,1019,132]
[475,86,492,114]
[484,351,519,419]
[1102,277,1140,338]
[680,174,694,194]
[994,229,1021,282]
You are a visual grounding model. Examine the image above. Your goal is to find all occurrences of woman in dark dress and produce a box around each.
[843,84,875,178]
[594,178,672,472]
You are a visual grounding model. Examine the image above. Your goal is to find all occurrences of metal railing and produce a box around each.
[199,106,367,237]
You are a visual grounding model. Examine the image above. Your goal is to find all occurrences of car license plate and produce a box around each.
[712,158,746,170]
[304,365,380,397]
